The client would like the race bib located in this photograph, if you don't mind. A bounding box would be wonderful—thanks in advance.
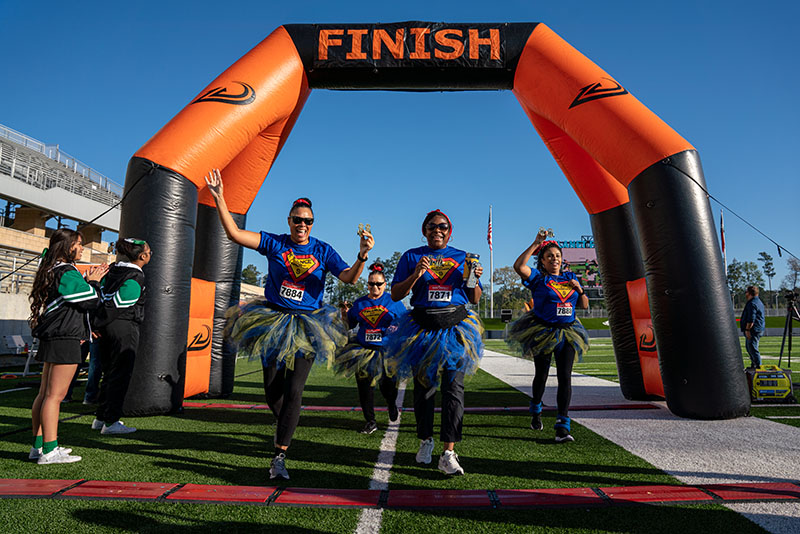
[279,280,305,302]
[556,303,573,317]
[428,285,452,303]
[364,329,382,343]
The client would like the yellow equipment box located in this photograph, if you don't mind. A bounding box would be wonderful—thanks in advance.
[746,365,794,402]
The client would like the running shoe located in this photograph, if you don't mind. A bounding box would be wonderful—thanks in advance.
[530,412,544,431]
[37,447,81,465]
[388,403,399,422]
[415,437,434,464]
[555,427,575,443]
[269,453,290,480]
[29,446,72,460]
[91,418,104,430]
[360,421,378,434]
[101,421,137,434]
[437,450,465,476]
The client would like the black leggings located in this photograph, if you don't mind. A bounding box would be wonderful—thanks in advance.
[530,343,576,417]
[356,376,398,423]
[262,357,313,448]
[96,321,139,425]
[413,370,465,443]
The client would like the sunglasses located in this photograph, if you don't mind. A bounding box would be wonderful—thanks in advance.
[291,216,314,225]
[368,282,385,287]
[426,222,450,231]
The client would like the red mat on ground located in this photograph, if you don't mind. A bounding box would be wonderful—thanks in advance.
[274,488,382,507]
[167,483,277,503]
[496,487,606,507]
[0,479,82,496]
[62,480,178,500]
[700,482,800,501]
[386,489,491,508]
[600,485,713,503]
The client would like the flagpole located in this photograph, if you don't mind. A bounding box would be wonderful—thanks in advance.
[490,205,494,319]
[720,209,727,277]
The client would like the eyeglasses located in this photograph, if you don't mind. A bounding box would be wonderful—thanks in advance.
[368,282,385,287]
[426,222,450,231]
[291,216,314,225]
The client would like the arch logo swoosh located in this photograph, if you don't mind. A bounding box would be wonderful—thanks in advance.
[569,77,628,109]
[192,81,256,106]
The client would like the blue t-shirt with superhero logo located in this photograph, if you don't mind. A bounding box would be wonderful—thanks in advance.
[391,245,480,309]
[523,270,581,323]
[346,292,407,348]
[258,232,349,311]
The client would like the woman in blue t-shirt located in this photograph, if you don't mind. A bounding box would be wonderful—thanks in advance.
[385,209,484,476]
[335,262,406,435]
[509,232,589,443]
[205,168,373,480]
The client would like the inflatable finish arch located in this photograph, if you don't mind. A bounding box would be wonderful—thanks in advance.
[121,22,749,419]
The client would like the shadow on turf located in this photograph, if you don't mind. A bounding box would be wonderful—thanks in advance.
[382,505,767,534]
[71,508,335,533]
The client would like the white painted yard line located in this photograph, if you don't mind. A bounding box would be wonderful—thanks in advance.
[766,416,800,419]
[0,387,31,394]
[354,381,407,534]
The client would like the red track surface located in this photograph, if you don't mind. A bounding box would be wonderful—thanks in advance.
[1,479,797,508]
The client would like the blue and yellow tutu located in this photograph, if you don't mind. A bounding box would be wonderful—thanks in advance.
[333,342,389,385]
[225,299,348,370]
[383,308,484,389]
[507,311,589,361]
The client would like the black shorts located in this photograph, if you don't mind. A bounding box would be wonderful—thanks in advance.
[35,339,84,365]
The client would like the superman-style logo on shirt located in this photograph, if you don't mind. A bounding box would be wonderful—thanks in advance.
[427,257,459,283]
[547,280,576,302]
[283,250,320,282]
[359,305,388,328]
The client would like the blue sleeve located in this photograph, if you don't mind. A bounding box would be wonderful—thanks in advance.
[324,245,348,278]
[392,252,413,287]
[391,300,407,317]
[743,302,754,324]
[522,271,542,289]
[346,306,358,329]
[257,232,280,257]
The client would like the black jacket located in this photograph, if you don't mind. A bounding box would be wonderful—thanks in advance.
[32,263,101,341]
[93,262,147,328]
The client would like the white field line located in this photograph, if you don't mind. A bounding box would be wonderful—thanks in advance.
[0,387,31,394]
[354,381,407,534]
[765,416,800,419]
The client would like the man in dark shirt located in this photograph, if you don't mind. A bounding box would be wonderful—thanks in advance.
[741,286,766,368]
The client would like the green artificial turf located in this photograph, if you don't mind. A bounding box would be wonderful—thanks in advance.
[381,504,768,534]
[0,499,360,534]
[0,349,780,532]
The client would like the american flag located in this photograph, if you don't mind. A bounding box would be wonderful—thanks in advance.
[487,208,493,251]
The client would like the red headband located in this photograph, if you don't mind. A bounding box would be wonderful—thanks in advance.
[370,264,383,272]
[533,240,558,255]
[293,198,311,207]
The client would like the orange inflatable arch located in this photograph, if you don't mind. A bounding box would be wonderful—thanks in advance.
[120,22,749,420]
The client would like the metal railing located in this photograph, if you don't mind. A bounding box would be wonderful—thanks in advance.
[0,123,123,207]
[0,247,40,294]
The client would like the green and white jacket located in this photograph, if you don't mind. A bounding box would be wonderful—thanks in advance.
[32,262,100,341]
[93,262,146,328]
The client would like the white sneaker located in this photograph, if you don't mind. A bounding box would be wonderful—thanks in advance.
[269,453,290,480]
[29,446,72,460]
[101,421,137,434]
[415,437,435,464]
[91,419,104,430]
[37,447,81,465]
[438,450,465,476]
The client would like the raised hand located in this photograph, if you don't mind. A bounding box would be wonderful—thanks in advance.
[359,230,374,256]
[204,168,224,201]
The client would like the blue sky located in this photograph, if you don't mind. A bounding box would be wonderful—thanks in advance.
[1,0,797,287]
